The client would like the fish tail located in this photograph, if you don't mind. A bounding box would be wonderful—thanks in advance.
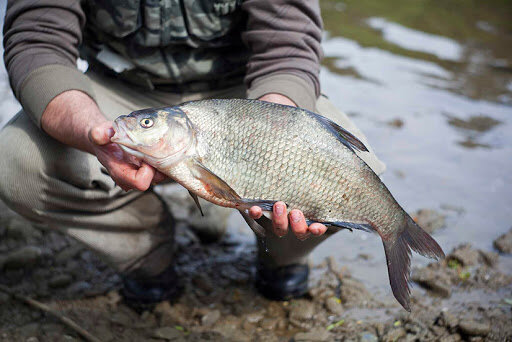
[382,215,445,311]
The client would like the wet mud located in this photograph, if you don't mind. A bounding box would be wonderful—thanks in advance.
[1,201,511,341]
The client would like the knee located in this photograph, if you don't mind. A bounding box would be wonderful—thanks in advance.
[0,118,47,220]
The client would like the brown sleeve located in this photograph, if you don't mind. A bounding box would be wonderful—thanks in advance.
[241,0,323,111]
[3,0,96,127]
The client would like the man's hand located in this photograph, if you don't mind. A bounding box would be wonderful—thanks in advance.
[88,122,167,191]
[41,90,166,192]
[252,93,327,239]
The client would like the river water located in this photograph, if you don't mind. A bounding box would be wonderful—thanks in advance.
[1,1,511,300]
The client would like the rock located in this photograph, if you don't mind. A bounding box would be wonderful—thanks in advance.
[294,328,331,342]
[25,337,39,342]
[478,250,498,266]
[494,229,512,254]
[3,246,42,269]
[439,334,462,342]
[412,268,452,297]
[54,244,84,265]
[458,320,490,336]
[245,310,265,324]
[438,311,459,331]
[259,318,279,330]
[154,302,190,326]
[201,310,221,327]
[152,327,183,340]
[289,299,315,328]
[48,274,73,288]
[448,245,480,266]
[412,209,445,234]
[359,332,378,342]
[383,328,406,342]
[325,297,343,316]
[340,278,372,305]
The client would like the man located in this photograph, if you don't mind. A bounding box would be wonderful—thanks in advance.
[0,0,385,306]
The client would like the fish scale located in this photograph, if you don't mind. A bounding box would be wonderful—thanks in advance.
[112,98,445,311]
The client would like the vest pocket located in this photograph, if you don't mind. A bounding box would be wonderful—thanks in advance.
[89,0,142,38]
[182,0,241,42]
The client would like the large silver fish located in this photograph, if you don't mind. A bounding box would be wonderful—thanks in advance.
[111,99,444,311]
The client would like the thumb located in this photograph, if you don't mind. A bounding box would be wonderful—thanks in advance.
[89,122,114,146]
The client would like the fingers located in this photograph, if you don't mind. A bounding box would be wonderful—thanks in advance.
[309,222,327,236]
[152,171,168,184]
[89,121,114,146]
[272,201,288,237]
[249,206,262,219]
[289,209,309,240]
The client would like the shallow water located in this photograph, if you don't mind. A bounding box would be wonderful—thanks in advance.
[1,0,511,302]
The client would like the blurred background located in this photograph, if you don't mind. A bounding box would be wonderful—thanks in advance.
[1,1,511,341]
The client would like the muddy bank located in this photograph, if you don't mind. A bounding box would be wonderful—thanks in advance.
[1,202,511,342]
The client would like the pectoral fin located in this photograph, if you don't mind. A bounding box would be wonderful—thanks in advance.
[186,158,280,212]
[188,190,204,216]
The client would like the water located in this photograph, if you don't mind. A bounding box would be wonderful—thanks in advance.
[1,0,511,298]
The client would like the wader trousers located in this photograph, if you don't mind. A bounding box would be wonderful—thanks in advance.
[0,71,385,277]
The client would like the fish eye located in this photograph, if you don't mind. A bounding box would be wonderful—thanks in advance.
[140,118,154,128]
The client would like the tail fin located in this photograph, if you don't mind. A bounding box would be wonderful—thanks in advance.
[382,216,445,311]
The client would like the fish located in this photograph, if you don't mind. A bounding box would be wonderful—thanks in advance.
[111,98,445,311]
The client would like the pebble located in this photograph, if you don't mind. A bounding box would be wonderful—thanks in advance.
[359,332,378,342]
[48,274,73,288]
[151,327,183,340]
[383,328,406,342]
[245,310,265,324]
[259,317,279,330]
[201,310,221,326]
[0,292,10,304]
[325,297,344,316]
[458,320,490,336]
[294,328,331,342]
[3,246,42,269]
[493,228,512,254]
[412,269,451,297]
[449,245,480,266]
[413,209,445,234]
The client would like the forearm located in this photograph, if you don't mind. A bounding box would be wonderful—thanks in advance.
[241,0,323,111]
[41,90,107,154]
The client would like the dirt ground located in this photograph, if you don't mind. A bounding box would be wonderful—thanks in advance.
[0,197,511,342]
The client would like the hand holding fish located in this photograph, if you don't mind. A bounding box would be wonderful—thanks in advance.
[88,121,167,192]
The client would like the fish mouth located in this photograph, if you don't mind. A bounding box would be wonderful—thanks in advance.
[111,120,136,148]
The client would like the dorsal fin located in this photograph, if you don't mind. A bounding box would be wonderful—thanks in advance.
[308,112,369,152]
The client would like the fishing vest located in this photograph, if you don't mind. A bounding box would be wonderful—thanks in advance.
[81,0,249,91]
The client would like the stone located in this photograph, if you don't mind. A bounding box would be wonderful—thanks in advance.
[325,297,343,316]
[412,268,452,297]
[383,328,406,342]
[201,310,221,327]
[493,228,512,254]
[259,318,279,330]
[155,302,190,326]
[245,309,265,324]
[48,274,73,288]
[359,332,378,342]
[458,320,490,336]
[289,299,315,329]
[412,209,445,234]
[3,246,42,269]
[294,328,331,342]
[448,245,480,266]
[152,327,183,340]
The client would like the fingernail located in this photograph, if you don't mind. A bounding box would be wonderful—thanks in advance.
[275,203,284,216]
[291,211,301,222]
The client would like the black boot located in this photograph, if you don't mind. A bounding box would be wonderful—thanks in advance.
[255,263,309,301]
[121,264,183,311]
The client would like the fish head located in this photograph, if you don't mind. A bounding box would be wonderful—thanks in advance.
[111,107,195,163]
